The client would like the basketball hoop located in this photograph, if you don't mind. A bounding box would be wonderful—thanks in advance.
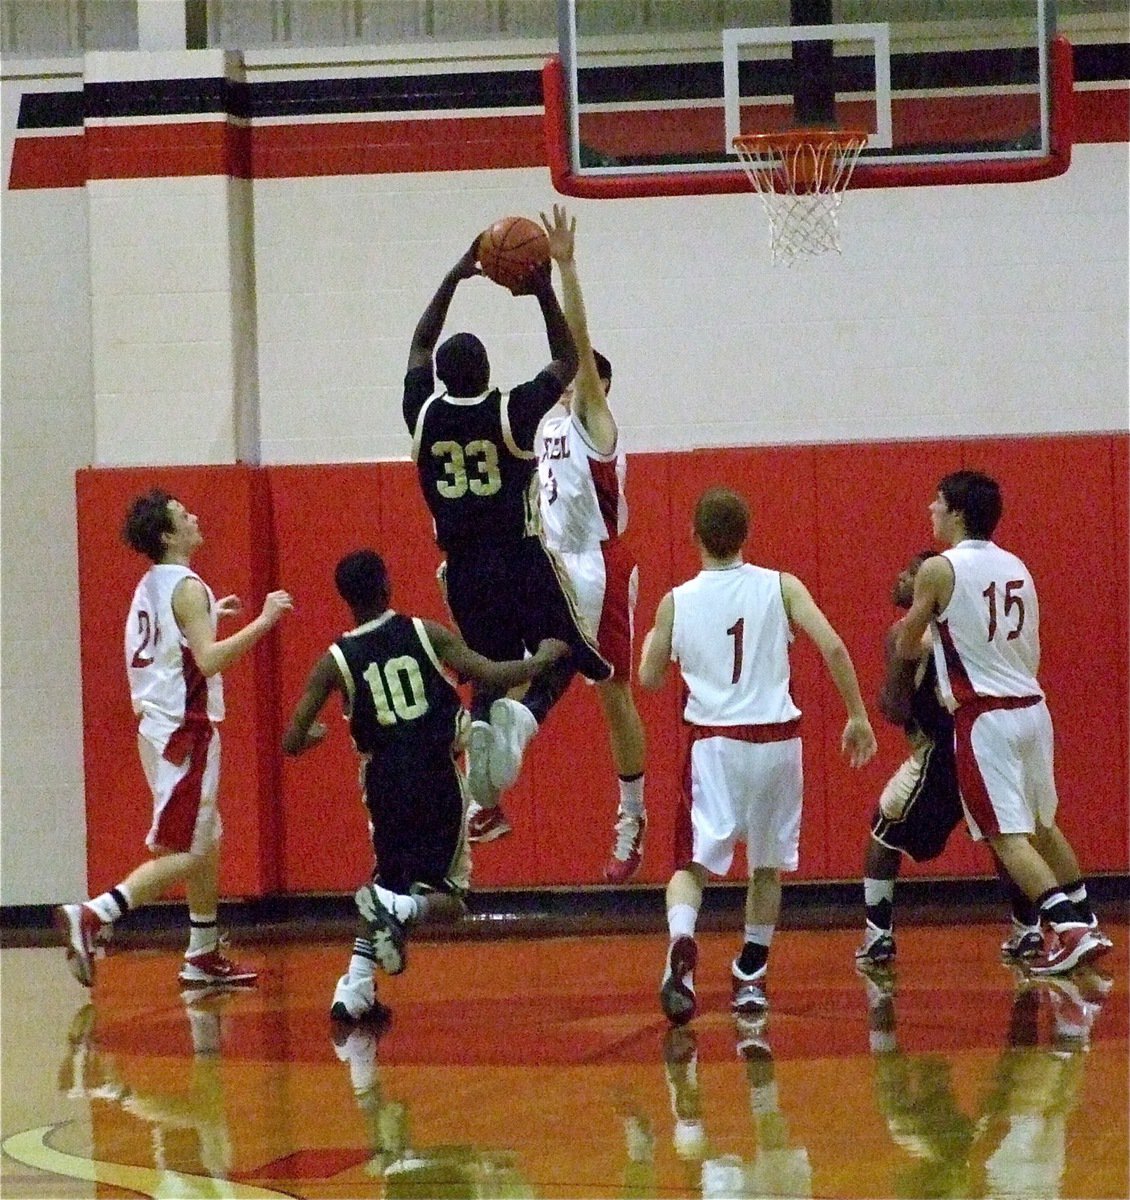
[733,129,868,265]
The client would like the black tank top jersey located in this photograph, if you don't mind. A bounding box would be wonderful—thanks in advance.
[412,389,542,552]
[911,656,953,741]
[333,614,463,759]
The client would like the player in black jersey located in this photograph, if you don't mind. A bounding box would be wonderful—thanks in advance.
[402,210,610,845]
[282,549,567,1022]
[856,551,1041,969]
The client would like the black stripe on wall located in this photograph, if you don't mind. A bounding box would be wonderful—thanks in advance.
[17,90,83,129]
[14,43,1128,131]
[250,69,544,117]
[83,77,252,119]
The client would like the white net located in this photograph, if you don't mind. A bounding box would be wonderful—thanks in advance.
[733,132,867,266]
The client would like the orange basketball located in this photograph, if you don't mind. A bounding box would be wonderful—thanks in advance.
[477,216,550,292]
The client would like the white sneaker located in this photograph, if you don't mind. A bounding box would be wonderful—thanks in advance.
[673,1119,708,1161]
[331,973,376,1021]
[466,720,498,807]
[488,698,537,790]
[354,885,408,975]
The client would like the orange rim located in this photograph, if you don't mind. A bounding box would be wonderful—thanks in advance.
[733,129,868,154]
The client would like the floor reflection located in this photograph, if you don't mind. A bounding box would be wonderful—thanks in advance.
[1,925,1124,1200]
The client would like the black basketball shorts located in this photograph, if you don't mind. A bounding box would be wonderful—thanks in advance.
[869,734,963,863]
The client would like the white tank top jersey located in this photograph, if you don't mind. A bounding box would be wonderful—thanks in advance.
[932,539,1043,709]
[538,408,627,553]
[125,564,224,733]
[671,563,801,726]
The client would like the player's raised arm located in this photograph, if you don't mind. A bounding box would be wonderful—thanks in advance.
[542,204,616,454]
[519,236,577,387]
[174,578,292,678]
[406,238,480,372]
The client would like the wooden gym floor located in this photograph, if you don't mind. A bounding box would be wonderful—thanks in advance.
[1,916,1126,1200]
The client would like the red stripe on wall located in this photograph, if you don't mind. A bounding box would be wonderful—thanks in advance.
[1076,87,1130,141]
[85,121,251,181]
[248,114,545,178]
[8,134,86,189]
[7,86,1124,189]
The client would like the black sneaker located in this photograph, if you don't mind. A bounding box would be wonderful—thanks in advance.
[855,924,896,967]
[1000,923,1044,963]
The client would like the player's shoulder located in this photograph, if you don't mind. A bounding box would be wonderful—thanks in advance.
[513,368,564,403]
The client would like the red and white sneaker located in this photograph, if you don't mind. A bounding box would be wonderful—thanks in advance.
[1087,915,1114,956]
[1027,925,1102,976]
[466,802,512,843]
[660,936,698,1026]
[54,903,105,987]
[178,942,258,988]
[604,811,646,884]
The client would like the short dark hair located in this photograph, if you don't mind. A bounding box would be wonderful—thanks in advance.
[694,486,749,560]
[335,550,391,616]
[436,332,489,397]
[937,470,1003,539]
[123,489,176,562]
[592,349,611,385]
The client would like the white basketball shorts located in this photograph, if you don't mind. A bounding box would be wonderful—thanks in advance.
[138,720,222,856]
[955,697,1058,840]
[556,539,638,681]
[684,733,803,874]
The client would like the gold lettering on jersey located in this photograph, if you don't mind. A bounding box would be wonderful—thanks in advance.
[540,434,571,461]
[431,440,502,499]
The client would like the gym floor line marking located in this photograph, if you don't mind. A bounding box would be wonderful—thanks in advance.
[1,1124,295,1200]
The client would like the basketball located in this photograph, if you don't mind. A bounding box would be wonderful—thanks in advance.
[476,216,550,292]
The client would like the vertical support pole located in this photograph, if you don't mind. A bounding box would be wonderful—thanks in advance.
[791,0,835,127]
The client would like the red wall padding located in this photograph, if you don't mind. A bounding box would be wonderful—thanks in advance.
[75,434,1129,896]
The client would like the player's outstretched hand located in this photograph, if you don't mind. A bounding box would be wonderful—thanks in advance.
[540,203,575,263]
[215,594,243,620]
[511,258,552,296]
[533,637,571,665]
[842,716,877,768]
[452,237,482,281]
[261,589,294,628]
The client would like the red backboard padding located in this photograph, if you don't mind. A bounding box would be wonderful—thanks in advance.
[75,433,1129,898]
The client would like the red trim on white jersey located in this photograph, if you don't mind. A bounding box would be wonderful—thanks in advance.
[538,409,627,553]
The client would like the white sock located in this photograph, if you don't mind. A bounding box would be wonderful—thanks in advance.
[744,923,774,948]
[864,878,895,906]
[87,886,131,924]
[667,903,697,941]
[618,774,645,818]
[373,884,419,925]
[348,942,377,984]
[188,912,218,956]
